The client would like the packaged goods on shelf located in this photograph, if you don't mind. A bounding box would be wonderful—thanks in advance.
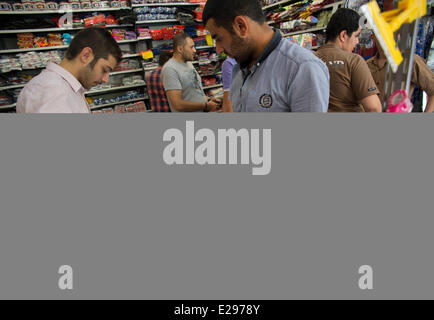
[0,58,22,73]
[17,33,34,49]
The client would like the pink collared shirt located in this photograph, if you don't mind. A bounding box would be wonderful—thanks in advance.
[17,62,90,113]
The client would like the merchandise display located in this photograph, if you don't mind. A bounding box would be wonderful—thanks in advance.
[0,1,218,112]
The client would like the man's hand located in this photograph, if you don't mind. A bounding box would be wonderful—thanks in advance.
[206,98,222,112]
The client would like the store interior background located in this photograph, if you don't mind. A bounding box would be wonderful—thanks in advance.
[0,0,433,113]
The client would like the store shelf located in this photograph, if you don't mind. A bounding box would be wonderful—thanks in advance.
[266,1,344,24]
[110,68,143,76]
[90,97,148,110]
[85,83,146,95]
[122,53,140,59]
[199,71,222,77]
[196,45,215,50]
[144,66,158,72]
[0,45,68,54]
[132,2,205,7]
[262,0,294,11]
[317,1,344,11]
[136,19,179,25]
[0,103,16,110]
[283,26,326,37]
[117,39,139,44]
[0,24,134,34]
[0,8,130,15]
[0,83,26,90]
[203,84,223,90]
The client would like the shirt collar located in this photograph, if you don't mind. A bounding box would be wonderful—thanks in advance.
[240,30,282,71]
[46,62,84,94]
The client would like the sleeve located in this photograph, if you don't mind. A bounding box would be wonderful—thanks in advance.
[222,59,233,92]
[288,59,330,112]
[352,55,379,101]
[411,54,434,96]
[162,65,182,92]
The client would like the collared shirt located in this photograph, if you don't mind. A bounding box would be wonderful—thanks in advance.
[367,53,434,104]
[315,43,379,112]
[146,66,171,112]
[230,31,329,112]
[17,62,90,113]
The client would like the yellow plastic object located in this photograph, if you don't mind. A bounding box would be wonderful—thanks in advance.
[205,34,213,46]
[140,50,154,60]
[360,0,426,73]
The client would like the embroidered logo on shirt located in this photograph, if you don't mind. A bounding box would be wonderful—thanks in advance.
[259,94,273,108]
[368,87,377,92]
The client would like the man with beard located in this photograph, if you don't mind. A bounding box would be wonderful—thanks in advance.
[203,0,329,112]
[17,27,122,113]
[161,32,221,112]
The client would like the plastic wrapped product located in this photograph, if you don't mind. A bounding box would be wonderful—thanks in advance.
[46,2,58,9]
[135,102,146,112]
[100,1,110,8]
[0,2,12,11]
[125,104,137,113]
[114,105,126,113]
[102,108,114,113]
[81,1,91,8]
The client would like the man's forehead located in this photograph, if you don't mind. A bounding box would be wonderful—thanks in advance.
[99,55,117,68]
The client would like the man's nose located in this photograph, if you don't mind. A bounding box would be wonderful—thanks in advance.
[102,73,110,83]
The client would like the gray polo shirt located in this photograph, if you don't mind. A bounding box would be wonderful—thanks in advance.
[230,32,330,112]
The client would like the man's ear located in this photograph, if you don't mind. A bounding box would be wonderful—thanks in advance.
[338,30,348,43]
[79,47,94,65]
[233,16,249,37]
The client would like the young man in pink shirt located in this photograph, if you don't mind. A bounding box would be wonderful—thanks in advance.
[17,27,122,113]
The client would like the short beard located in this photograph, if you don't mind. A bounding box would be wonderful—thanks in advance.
[182,52,194,62]
[230,34,255,68]
[77,64,94,90]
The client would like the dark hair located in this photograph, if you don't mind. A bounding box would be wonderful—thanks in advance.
[173,32,192,51]
[203,0,265,32]
[158,50,173,66]
[326,8,361,42]
[65,27,122,67]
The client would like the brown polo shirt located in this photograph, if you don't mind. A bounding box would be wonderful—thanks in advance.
[316,43,379,112]
[367,54,434,104]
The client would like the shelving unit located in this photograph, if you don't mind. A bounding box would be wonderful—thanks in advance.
[0,103,16,110]
[0,1,219,113]
[203,84,223,91]
[110,68,144,76]
[133,2,205,7]
[264,0,344,50]
[262,0,294,11]
[85,83,146,96]
[0,8,129,15]
[90,97,149,110]
[0,25,134,34]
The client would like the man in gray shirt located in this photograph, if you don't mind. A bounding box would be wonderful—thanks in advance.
[203,0,330,112]
[162,33,221,112]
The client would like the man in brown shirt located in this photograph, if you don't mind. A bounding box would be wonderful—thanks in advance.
[315,8,382,112]
[367,39,434,112]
